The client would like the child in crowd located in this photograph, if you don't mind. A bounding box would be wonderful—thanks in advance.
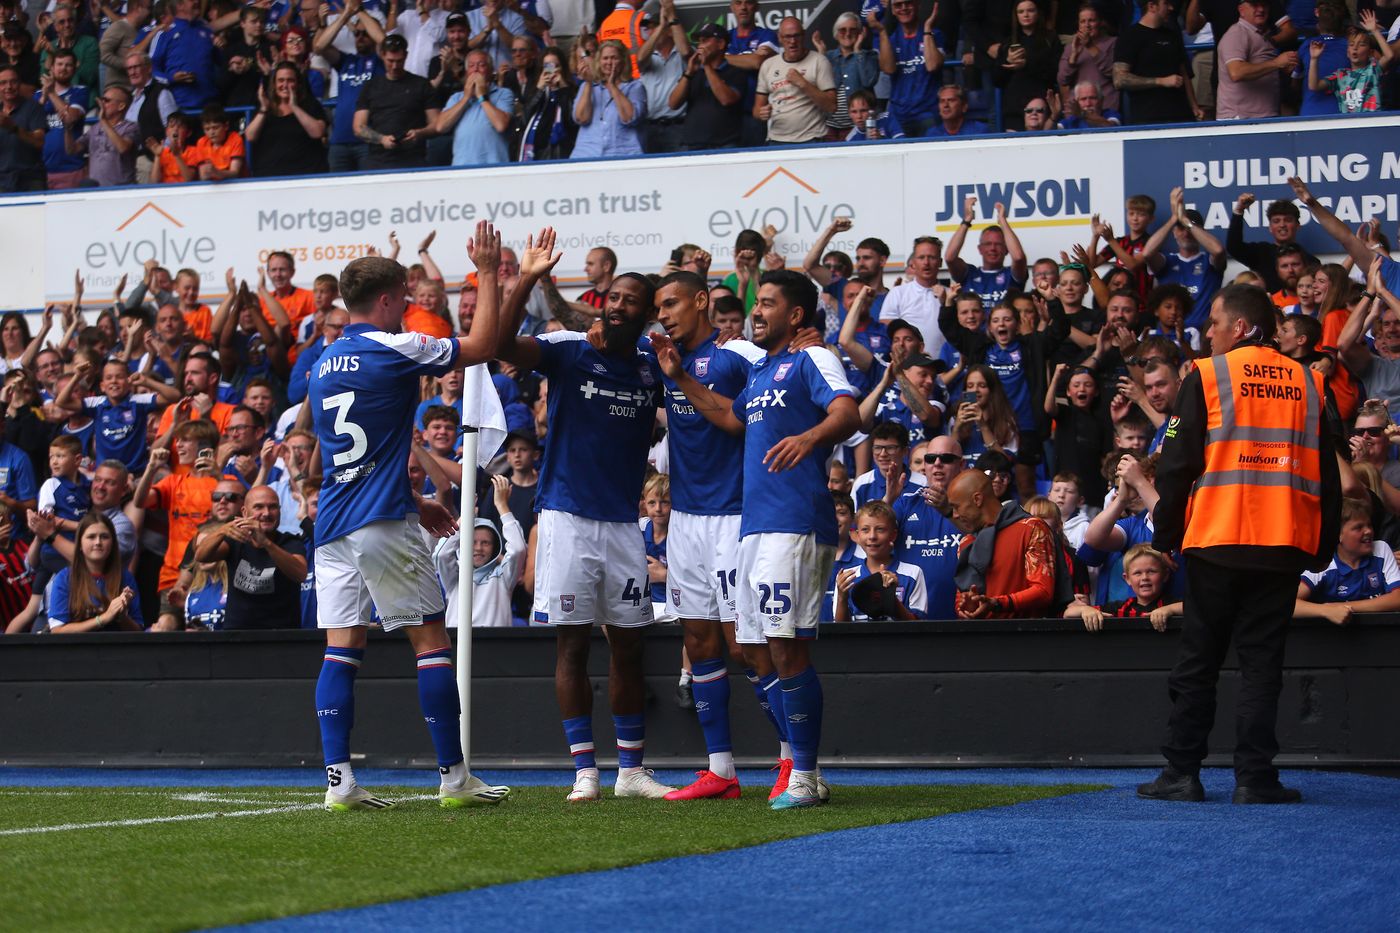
[641,473,673,624]
[54,357,176,473]
[1064,543,1181,632]
[1023,495,1091,601]
[1307,10,1393,114]
[5,435,92,633]
[1096,194,1156,300]
[175,268,213,343]
[189,105,246,181]
[149,112,197,184]
[845,89,904,141]
[711,296,746,342]
[1046,362,1111,505]
[824,492,862,622]
[1142,283,1201,354]
[434,476,527,629]
[938,292,982,401]
[1080,452,1173,606]
[1047,472,1091,550]
[184,525,230,631]
[833,500,927,621]
[1296,498,1400,623]
[1278,313,1325,365]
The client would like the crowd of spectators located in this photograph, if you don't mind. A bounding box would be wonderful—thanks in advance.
[2,0,1398,190]
[3,160,1400,633]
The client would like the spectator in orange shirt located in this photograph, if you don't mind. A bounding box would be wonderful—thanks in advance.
[404,278,453,338]
[155,350,237,440]
[948,469,1063,619]
[188,105,246,181]
[259,250,315,332]
[174,267,213,341]
[132,418,222,624]
[148,112,197,183]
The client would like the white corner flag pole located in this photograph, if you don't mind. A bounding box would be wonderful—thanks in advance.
[455,422,479,766]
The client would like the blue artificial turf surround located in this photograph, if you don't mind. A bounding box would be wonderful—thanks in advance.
[6,768,1398,930]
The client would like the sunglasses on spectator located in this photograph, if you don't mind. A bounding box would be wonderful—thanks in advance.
[211,492,244,503]
[926,453,961,464]
[1353,426,1387,437]
[1023,107,1048,115]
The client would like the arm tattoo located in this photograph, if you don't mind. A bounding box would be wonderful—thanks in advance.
[539,276,597,331]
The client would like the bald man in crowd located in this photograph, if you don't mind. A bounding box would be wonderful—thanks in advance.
[947,470,1061,619]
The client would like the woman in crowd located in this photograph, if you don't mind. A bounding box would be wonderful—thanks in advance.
[994,0,1061,131]
[278,26,329,99]
[246,63,329,178]
[571,39,646,159]
[47,513,143,633]
[951,364,1020,468]
[1056,3,1116,121]
[517,46,577,161]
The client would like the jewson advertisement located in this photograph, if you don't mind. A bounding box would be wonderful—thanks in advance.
[6,113,1396,310]
[1121,115,1400,256]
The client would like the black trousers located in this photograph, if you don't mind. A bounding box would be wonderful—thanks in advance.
[1162,557,1297,786]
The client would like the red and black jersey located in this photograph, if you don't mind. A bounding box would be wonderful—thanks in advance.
[0,538,33,623]
[578,288,607,309]
[1103,595,1169,618]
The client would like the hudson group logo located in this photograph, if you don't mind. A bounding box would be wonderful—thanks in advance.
[707,165,855,239]
[83,201,217,271]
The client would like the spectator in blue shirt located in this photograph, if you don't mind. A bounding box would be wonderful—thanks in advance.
[875,0,943,137]
[1056,81,1121,128]
[35,51,88,189]
[288,308,348,405]
[925,84,988,137]
[844,88,903,140]
[314,0,385,173]
[437,49,515,165]
[570,39,645,158]
[46,512,144,633]
[151,0,218,111]
[1296,498,1400,624]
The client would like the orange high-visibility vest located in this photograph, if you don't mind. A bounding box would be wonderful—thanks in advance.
[596,4,645,78]
[1181,345,1325,554]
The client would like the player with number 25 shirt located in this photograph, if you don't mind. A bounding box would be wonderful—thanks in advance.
[307,223,509,813]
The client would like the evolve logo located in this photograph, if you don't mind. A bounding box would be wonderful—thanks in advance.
[83,201,218,270]
[707,165,855,239]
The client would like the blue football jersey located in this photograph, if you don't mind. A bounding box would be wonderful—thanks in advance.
[309,323,460,545]
[731,347,855,543]
[984,340,1035,431]
[836,559,928,620]
[1301,541,1400,602]
[959,266,1025,307]
[892,490,963,619]
[534,331,662,524]
[663,331,764,515]
[1158,251,1223,331]
[85,393,159,472]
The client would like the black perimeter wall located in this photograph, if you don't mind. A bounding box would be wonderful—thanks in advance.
[4,619,1399,768]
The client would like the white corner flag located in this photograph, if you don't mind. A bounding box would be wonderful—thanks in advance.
[455,362,508,765]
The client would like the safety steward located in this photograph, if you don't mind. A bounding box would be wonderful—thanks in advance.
[1141,283,1342,805]
[596,0,646,78]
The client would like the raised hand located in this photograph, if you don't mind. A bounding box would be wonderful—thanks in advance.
[962,193,976,224]
[466,220,502,273]
[519,227,562,277]
[649,332,683,379]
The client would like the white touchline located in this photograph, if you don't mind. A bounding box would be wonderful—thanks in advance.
[0,794,438,836]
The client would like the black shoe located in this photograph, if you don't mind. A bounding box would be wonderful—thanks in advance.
[1137,768,1206,802]
[675,679,694,711]
[1232,784,1302,805]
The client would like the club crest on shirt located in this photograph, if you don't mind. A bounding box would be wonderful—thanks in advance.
[774,362,792,382]
[1368,572,1381,590]
[639,364,655,386]
[122,410,135,423]
[0,467,9,487]
[560,594,575,613]
[694,357,710,379]
[671,588,681,607]
[1009,349,1022,363]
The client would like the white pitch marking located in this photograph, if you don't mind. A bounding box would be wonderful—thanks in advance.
[0,794,437,836]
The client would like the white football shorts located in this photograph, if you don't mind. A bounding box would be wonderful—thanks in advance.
[532,509,654,628]
[665,510,741,623]
[735,532,834,645]
[316,514,446,632]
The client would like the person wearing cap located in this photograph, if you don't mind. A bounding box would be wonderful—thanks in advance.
[674,22,744,150]
[1137,185,1228,334]
[859,347,947,447]
[0,24,40,92]
[1216,0,1296,119]
[466,0,526,71]
[428,12,470,105]
[353,33,439,169]
[636,0,689,154]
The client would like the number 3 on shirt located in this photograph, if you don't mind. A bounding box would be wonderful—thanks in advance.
[321,391,368,467]
[758,582,792,615]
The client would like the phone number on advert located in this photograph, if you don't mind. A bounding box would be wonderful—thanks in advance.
[256,245,379,263]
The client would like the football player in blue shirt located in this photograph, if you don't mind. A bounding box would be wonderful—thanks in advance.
[308,222,509,813]
[496,228,676,804]
[653,269,860,809]
[944,198,1029,307]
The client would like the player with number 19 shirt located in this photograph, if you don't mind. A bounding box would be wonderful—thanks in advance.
[654,270,860,810]
[306,224,508,813]
[497,227,676,804]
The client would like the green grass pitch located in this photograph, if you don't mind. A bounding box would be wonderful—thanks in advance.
[0,782,1103,931]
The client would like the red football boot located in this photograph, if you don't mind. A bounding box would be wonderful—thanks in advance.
[768,758,794,801]
[664,770,741,800]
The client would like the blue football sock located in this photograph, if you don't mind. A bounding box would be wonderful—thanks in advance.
[316,647,362,768]
[780,666,823,773]
[761,672,789,745]
[415,647,463,769]
[691,657,732,755]
[563,716,596,771]
[613,713,645,769]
